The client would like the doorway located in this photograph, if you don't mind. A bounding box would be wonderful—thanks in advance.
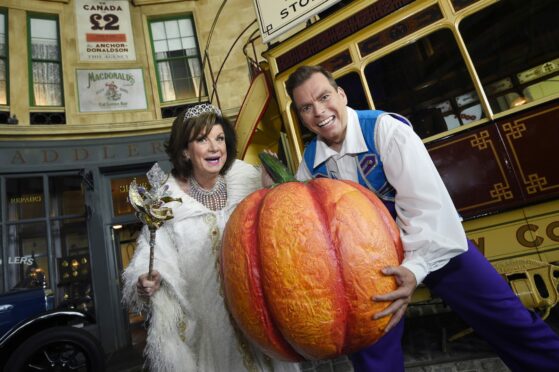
[104,168,151,353]
[112,222,146,352]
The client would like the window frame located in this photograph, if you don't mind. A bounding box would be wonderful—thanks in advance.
[0,8,9,107]
[0,172,89,304]
[147,14,207,104]
[27,12,64,108]
[457,0,559,117]
[361,26,487,139]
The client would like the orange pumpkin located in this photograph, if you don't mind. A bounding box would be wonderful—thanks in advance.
[221,178,403,361]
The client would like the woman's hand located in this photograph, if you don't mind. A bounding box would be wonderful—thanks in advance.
[136,270,162,298]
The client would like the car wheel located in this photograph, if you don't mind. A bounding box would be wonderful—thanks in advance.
[4,325,105,372]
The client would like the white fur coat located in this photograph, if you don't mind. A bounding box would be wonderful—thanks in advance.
[122,160,300,372]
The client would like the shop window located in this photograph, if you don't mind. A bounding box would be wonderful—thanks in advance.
[49,176,85,217]
[5,223,49,291]
[1,174,93,315]
[53,218,92,313]
[111,175,148,217]
[365,29,483,139]
[7,177,45,221]
[460,0,559,114]
[0,10,7,105]
[0,228,2,291]
[0,191,2,288]
[28,14,63,107]
[149,15,206,103]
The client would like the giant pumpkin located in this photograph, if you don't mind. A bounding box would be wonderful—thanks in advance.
[221,173,403,362]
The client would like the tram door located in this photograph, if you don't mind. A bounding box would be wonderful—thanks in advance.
[108,174,149,351]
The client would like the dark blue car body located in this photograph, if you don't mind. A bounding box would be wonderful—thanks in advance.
[0,288,51,336]
[0,288,105,371]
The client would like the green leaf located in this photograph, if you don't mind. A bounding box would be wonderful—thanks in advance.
[259,152,297,184]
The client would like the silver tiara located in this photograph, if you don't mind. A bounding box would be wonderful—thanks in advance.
[183,103,222,122]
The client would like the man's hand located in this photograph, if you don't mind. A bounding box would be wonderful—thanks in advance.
[372,266,417,333]
[136,270,162,298]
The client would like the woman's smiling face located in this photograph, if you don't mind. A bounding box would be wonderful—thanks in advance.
[184,124,227,181]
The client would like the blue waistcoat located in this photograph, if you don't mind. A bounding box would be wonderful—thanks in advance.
[302,110,411,217]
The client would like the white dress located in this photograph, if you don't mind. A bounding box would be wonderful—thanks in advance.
[122,160,301,372]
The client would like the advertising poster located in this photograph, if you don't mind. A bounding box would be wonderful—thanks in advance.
[77,69,147,112]
[75,0,136,61]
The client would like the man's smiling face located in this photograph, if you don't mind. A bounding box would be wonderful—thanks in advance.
[292,72,349,151]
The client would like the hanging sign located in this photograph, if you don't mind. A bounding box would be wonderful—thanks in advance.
[252,0,341,43]
[76,69,147,112]
[75,0,136,61]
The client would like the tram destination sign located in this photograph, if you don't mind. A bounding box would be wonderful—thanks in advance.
[253,0,342,43]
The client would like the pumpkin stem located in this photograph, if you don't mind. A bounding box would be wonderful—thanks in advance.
[259,152,297,184]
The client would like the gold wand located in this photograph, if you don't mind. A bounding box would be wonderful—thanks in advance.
[128,163,181,280]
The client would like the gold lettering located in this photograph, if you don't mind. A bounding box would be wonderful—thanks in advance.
[151,141,163,154]
[42,150,59,163]
[128,144,139,157]
[546,221,559,242]
[119,182,146,194]
[74,148,89,161]
[516,224,543,247]
[9,194,42,204]
[11,151,26,164]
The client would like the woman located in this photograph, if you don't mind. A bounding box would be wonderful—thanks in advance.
[122,104,299,372]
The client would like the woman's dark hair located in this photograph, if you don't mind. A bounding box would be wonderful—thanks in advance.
[285,65,338,101]
[164,109,237,180]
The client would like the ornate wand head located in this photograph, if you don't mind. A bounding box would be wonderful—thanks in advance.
[128,163,182,229]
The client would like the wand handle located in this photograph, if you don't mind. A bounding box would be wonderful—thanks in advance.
[147,227,156,280]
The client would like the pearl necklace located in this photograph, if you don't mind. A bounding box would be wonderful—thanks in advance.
[188,176,227,211]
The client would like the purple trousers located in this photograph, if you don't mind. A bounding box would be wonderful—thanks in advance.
[350,241,559,371]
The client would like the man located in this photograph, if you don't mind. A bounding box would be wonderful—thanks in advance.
[286,65,559,372]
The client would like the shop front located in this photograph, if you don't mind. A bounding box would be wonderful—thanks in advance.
[0,132,170,354]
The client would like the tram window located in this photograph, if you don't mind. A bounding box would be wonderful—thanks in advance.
[365,29,482,139]
[335,72,368,110]
[429,100,459,130]
[460,0,559,114]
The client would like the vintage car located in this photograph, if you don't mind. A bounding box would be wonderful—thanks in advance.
[0,287,105,371]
